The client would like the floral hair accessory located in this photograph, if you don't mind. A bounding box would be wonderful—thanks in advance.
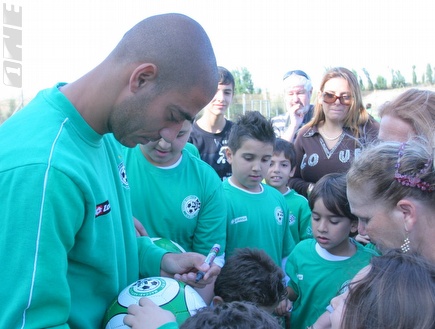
[394,143,435,192]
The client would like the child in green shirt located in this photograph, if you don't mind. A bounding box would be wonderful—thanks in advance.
[282,173,377,329]
[265,138,312,244]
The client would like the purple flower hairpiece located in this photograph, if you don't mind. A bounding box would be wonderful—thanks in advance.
[394,143,435,192]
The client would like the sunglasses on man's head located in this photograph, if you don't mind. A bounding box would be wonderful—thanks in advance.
[283,70,310,81]
[322,92,352,105]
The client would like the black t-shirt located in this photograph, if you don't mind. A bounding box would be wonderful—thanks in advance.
[188,120,233,180]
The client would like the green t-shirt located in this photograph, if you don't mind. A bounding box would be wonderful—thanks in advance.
[183,142,200,158]
[283,188,312,244]
[286,238,377,329]
[223,179,295,266]
[124,146,226,257]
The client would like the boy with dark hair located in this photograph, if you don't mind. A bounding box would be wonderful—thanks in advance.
[124,248,288,329]
[223,111,295,268]
[213,248,287,312]
[282,173,377,329]
[265,138,312,244]
[189,66,235,180]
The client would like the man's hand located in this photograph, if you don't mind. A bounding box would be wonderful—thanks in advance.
[160,252,221,288]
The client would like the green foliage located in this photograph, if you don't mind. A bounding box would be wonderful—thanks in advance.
[426,63,433,84]
[362,68,374,91]
[359,77,365,91]
[391,70,407,88]
[231,67,255,94]
[374,75,388,90]
[352,69,365,91]
[412,65,417,85]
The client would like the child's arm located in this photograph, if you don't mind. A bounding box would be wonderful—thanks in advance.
[124,298,177,329]
[275,286,297,316]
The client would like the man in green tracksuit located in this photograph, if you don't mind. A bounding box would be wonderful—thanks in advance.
[0,13,218,329]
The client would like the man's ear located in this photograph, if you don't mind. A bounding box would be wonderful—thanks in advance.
[129,63,157,93]
[396,199,417,231]
[212,295,224,306]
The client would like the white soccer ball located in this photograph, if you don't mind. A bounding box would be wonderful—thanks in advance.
[103,277,206,328]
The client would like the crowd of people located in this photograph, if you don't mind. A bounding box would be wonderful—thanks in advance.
[1,12,435,329]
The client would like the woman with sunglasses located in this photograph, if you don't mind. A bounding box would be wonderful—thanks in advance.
[288,67,379,197]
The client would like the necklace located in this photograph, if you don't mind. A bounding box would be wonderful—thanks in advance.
[319,128,343,141]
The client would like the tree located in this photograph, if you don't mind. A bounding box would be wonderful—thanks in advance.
[426,63,433,84]
[391,69,406,89]
[412,65,417,85]
[362,68,374,91]
[231,67,255,94]
[374,75,388,90]
[352,69,365,91]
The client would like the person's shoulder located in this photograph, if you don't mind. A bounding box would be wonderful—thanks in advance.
[183,142,200,157]
[222,119,234,133]
[264,184,286,198]
[292,238,315,253]
[185,150,220,177]
[366,115,380,129]
[353,239,380,257]
[298,123,314,135]
[190,121,208,136]
[287,189,308,202]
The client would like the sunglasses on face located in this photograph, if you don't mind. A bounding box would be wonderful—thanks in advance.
[283,70,310,81]
[322,92,352,105]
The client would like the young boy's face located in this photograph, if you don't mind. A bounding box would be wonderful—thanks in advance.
[205,83,234,116]
[311,198,358,256]
[265,151,295,193]
[226,139,273,192]
[139,120,192,167]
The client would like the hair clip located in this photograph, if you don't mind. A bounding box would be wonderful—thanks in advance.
[394,143,435,192]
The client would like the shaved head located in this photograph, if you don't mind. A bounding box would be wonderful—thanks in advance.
[110,13,218,100]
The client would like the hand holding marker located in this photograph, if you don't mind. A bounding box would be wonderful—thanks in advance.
[195,244,220,282]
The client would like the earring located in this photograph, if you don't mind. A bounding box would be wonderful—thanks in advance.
[401,235,411,253]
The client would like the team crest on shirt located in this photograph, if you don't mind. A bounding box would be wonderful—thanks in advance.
[275,207,284,225]
[118,162,129,188]
[182,195,201,219]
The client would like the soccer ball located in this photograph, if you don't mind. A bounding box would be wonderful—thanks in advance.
[103,277,206,328]
[150,237,186,253]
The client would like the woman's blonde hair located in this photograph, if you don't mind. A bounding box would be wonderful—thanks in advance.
[342,249,435,329]
[379,88,435,146]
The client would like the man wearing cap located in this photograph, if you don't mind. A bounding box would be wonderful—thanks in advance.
[271,70,313,142]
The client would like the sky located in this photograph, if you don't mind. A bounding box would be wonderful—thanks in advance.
[2,0,434,101]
